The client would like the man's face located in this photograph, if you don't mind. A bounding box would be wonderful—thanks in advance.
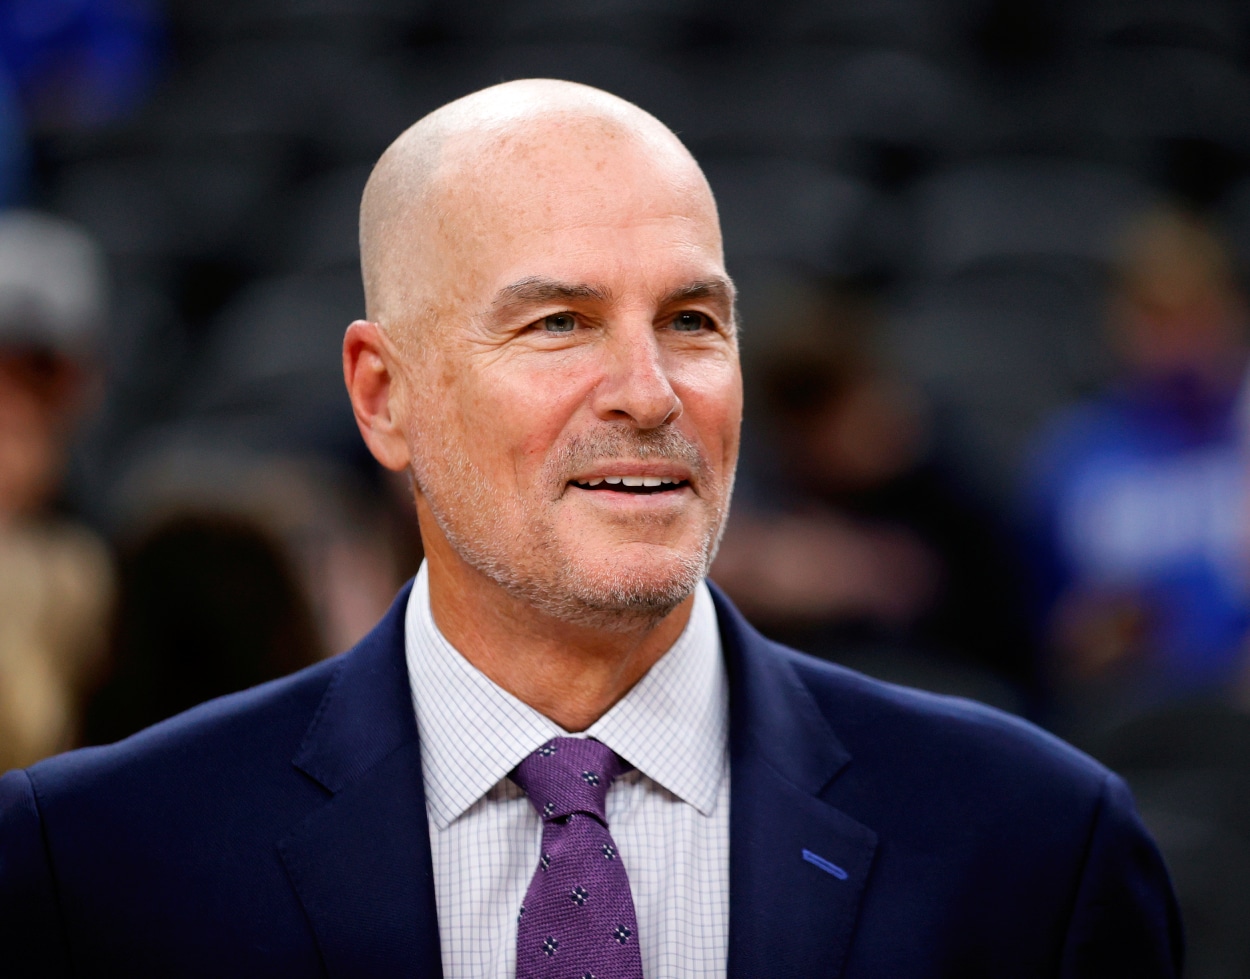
[402,127,742,625]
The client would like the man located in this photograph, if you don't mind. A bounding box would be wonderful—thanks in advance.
[0,80,1181,977]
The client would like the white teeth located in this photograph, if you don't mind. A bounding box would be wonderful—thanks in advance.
[577,474,683,488]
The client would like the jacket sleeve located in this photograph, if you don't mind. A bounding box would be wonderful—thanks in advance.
[1060,772,1184,978]
[0,768,73,977]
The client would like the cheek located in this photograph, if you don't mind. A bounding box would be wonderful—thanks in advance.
[674,360,743,457]
[453,359,589,475]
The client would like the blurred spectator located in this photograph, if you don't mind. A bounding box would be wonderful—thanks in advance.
[84,510,322,745]
[0,0,164,133]
[0,209,113,770]
[84,446,413,743]
[1022,206,1250,719]
[714,275,1036,702]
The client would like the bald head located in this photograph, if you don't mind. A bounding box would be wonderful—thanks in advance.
[358,79,720,335]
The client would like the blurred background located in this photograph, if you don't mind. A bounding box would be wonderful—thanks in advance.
[1,0,1249,972]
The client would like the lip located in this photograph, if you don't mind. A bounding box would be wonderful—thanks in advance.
[564,480,696,508]
[566,461,694,484]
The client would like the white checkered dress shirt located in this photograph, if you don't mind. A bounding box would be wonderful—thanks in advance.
[405,561,730,978]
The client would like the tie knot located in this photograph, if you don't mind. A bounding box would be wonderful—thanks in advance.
[512,738,628,823]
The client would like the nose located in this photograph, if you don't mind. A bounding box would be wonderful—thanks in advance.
[590,321,682,429]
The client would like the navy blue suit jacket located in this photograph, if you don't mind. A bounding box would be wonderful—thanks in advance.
[0,582,1182,977]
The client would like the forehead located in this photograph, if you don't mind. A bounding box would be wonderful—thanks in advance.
[431,119,723,283]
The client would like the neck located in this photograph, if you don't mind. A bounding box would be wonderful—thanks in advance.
[421,527,694,733]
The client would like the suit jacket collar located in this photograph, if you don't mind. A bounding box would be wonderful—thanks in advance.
[278,580,444,978]
[278,580,876,979]
[714,583,878,979]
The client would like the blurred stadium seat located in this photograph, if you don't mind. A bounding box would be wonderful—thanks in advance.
[681,45,852,163]
[434,0,704,45]
[1091,47,1250,176]
[888,266,1111,497]
[910,157,1156,276]
[1075,0,1247,57]
[52,149,288,266]
[1089,704,1250,978]
[184,268,364,458]
[166,0,441,49]
[251,162,370,274]
[772,0,955,54]
[702,156,875,278]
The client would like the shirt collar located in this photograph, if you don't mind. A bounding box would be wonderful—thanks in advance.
[405,562,728,830]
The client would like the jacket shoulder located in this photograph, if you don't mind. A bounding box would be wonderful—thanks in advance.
[26,654,341,800]
[26,577,416,801]
[781,641,1110,799]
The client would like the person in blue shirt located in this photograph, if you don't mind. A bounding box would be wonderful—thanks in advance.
[1023,207,1250,711]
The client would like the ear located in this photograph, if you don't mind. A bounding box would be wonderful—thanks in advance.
[343,320,412,472]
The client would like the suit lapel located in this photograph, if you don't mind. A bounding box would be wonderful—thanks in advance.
[278,583,443,978]
[713,586,878,979]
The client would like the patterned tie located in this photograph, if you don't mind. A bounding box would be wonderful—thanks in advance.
[511,737,644,979]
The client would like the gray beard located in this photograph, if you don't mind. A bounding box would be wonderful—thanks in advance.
[412,425,734,631]
[455,515,722,632]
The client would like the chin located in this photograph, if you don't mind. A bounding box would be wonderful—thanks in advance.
[551,540,713,625]
[428,480,728,629]
[482,538,713,632]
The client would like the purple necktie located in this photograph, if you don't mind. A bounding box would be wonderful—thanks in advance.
[511,737,644,979]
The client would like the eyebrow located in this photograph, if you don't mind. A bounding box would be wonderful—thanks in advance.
[492,277,613,311]
[491,275,736,313]
[659,277,736,310]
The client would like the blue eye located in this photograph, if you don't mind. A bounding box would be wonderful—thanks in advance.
[543,313,576,333]
[672,311,708,332]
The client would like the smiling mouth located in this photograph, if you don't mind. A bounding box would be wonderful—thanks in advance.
[570,476,689,495]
